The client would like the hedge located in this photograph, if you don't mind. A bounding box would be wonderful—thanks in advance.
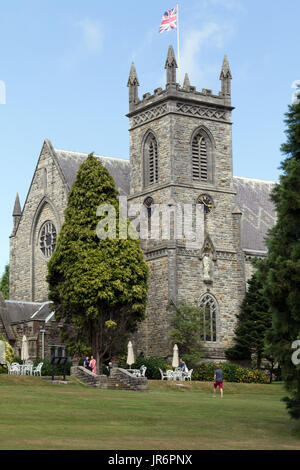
[192,362,268,384]
[118,356,168,380]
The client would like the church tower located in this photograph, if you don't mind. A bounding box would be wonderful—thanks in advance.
[127,46,245,360]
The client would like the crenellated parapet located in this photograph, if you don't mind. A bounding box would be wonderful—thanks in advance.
[127,46,233,130]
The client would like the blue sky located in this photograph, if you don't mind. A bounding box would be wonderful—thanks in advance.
[0,0,299,274]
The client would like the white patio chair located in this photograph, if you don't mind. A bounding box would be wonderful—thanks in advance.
[166,370,174,381]
[159,368,168,380]
[140,365,147,377]
[6,362,12,374]
[11,362,21,375]
[32,362,43,376]
[184,369,193,381]
[24,364,33,375]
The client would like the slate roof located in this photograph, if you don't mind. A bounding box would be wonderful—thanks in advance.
[54,148,131,196]
[5,301,53,324]
[52,145,276,253]
[233,176,276,252]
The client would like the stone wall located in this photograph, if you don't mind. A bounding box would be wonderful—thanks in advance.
[10,140,68,301]
[109,368,148,391]
[128,80,244,360]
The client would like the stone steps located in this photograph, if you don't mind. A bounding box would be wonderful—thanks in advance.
[71,366,148,392]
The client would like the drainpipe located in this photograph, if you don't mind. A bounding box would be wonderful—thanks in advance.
[40,328,46,360]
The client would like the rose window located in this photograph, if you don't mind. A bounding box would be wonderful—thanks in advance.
[40,221,57,258]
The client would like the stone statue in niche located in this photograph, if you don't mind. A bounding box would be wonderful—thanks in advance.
[202,251,213,283]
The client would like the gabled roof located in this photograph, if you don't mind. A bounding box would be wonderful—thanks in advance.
[5,300,53,324]
[53,148,131,196]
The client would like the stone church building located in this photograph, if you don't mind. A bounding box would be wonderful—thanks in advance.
[1,46,276,361]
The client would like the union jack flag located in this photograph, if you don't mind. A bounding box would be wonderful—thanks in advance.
[158,7,177,33]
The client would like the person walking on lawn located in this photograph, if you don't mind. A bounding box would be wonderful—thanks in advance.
[213,364,224,398]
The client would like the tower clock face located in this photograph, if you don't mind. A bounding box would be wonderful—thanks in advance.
[198,194,213,214]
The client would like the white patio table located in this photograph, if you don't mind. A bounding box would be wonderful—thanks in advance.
[19,364,33,375]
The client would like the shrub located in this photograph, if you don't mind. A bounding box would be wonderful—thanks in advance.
[129,357,168,380]
[0,335,14,374]
[192,362,268,384]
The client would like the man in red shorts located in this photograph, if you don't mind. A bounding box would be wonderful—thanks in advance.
[213,364,223,398]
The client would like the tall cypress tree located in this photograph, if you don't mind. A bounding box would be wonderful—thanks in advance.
[226,259,271,368]
[47,154,148,372]
[263,90,300,419]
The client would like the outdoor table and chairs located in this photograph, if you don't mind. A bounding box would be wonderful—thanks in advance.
[127,365,147,377]
[6,361,43,376]
[159,367,193,381]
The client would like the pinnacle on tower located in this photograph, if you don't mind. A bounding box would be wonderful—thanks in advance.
[127,62,140,108]
[182,73,191,90]
[165,45,177,86]
[127,62,139,87]
[13,193,21,216]
[219,54,232,102]
[219,55,232,80]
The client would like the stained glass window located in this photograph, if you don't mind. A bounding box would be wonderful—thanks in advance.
[40,221,57,258]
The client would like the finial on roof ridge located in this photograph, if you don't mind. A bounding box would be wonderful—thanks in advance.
[13,193,21,216]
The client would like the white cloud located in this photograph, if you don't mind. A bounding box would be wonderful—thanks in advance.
[75,18,104,54]
[201,0,245,13]
[180,23,224,85]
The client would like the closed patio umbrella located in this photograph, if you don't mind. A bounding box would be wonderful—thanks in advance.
[21,335,29,363]
[172,344,179,369]
[126,341,135,369]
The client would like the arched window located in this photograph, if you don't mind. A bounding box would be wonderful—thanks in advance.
[199,293,218,342]
[144,133,159,186]
[192,130,213,183]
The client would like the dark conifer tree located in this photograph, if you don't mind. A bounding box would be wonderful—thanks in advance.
[262,90,300,419]
[226,259,271,368]
[47,154,148,372]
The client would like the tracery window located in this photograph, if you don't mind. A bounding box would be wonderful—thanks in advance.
[40,221,57,258]
[199,293,218,342]
[144,133,159,186]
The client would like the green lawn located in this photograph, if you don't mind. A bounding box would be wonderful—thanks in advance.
[0,375,299,450]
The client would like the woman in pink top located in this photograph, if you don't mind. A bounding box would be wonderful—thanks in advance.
[89,355,96,374]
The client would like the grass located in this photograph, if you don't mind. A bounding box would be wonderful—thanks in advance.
[0,375,299,450]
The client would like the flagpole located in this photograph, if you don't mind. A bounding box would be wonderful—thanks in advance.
[177,4,180,85]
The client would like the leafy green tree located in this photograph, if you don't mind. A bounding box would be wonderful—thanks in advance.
[47,154,149,372]
[0,265,9,299]
[262,90,300,419]
[226,259,272,368]
[168,302,205,367]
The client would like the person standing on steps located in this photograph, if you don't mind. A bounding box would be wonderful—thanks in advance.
[89,355,96,374]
